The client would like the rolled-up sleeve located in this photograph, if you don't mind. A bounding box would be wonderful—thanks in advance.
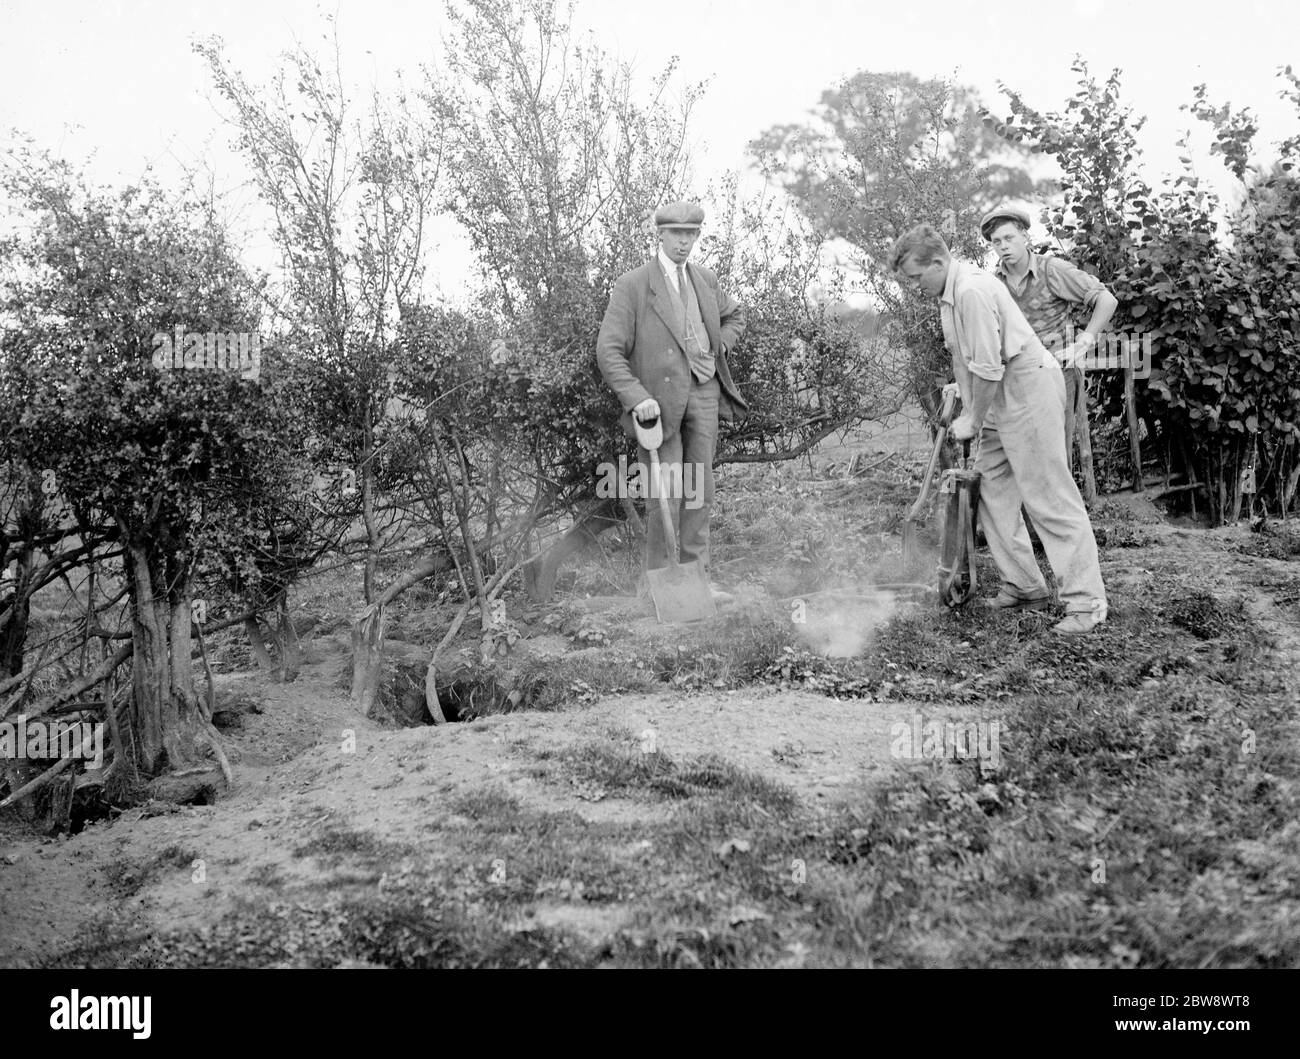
[1044,257,1107,309]
[954,286,1006,382]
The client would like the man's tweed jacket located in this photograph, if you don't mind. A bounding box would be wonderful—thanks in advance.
[596,258,748,440]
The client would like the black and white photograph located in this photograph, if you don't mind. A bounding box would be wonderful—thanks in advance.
[0,0,1296,1020]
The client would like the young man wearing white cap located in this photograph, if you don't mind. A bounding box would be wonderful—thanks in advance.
[596,201,748,592]
[980,206,1119,467]
[891,223,1108,635]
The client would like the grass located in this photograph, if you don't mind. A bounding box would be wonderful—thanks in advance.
[102,844,200,897]
[291,825,417,867]
[439,605,797,718]
[1162,587,1249,639]
[1236,519,1300,560]
[1090,496,1164,524]
[246,863,285,889]
[531,732,799,814]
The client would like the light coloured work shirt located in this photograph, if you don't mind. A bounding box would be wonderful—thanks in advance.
[940,259,1049,383]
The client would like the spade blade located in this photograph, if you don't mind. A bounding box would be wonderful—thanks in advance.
[645,559,716,623]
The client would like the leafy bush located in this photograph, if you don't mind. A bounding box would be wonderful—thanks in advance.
[990,60,1300,521]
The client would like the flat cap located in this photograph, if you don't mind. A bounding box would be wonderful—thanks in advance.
[980,206,1032,240]
[655,200,705,228]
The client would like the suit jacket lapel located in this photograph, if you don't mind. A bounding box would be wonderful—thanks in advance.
[688,263,721,351]
[648,259,688,354]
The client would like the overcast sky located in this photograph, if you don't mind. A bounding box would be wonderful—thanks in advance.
[3,0,1297,295]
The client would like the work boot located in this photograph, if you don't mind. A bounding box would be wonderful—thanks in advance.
[982,590,1052,612]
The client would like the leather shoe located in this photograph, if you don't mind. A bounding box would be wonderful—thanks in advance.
[982,591,1052,612]
[1052,608,1106,635]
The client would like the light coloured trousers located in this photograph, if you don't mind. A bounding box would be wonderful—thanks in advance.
[976,351,1107,614]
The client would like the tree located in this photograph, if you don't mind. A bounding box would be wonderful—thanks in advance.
[0,146,305,783]
[702,173,907,460]
[751,71,1047,415]
[196,24,448,711]
[753,71,1044,251]
[424,0,694,496]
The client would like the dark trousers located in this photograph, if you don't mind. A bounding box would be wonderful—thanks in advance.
[637,374,719,572]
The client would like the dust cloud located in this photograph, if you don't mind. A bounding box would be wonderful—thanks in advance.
[791,589,902,658]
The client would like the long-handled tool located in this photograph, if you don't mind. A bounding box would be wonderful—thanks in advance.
[936,439,981,607]
[901,388,958,570]
[632,414,716,624]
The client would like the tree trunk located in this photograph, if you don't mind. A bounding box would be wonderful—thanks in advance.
[0,552,31,678]
[1284,448,1300,515]
[1123,356,1143,492]
[1213,447,1227,525]
[124,542,214,779]
[1075,377,1097,505]
[1179,434,1201,521]
[244,616,276,674]
[350,602,386,715]
[349,399,388,714]
[1227,440,1245,524]
[0,475,38,677]
[275,591,302,682]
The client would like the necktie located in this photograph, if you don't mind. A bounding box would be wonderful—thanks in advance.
[676,265,689,334]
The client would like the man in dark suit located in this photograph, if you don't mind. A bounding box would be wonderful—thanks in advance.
[596,201,748,585]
